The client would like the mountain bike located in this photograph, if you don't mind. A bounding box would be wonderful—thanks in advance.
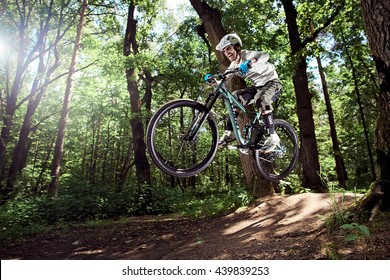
[146,69,299,181]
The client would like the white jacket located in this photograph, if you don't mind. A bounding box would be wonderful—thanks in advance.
[225,50,279,87]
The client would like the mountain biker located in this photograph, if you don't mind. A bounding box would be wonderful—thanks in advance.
[206,33,282,153]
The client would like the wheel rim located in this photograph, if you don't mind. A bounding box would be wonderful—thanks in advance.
[150,103,217,175]
[256,123,298,180]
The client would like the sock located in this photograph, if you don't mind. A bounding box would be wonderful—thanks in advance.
[262,112,275,134]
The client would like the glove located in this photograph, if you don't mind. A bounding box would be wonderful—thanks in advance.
[239,60,251,75]
[203,73,213,83]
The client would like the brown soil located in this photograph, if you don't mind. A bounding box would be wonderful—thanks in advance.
[1,193,389,260]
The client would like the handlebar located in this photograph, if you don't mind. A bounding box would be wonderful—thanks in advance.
[205,68,240,83]
[222,68,240,77]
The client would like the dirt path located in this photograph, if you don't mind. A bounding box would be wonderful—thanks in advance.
[2,192,387,260]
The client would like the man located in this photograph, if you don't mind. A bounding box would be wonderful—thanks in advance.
[212,33,282,153]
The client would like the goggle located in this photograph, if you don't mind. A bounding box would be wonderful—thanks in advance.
[222,45,234,53]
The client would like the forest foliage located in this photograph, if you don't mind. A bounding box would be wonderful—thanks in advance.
[0,0,380,238]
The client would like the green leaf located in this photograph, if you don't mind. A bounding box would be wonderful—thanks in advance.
[357,225,370,236]
[345,233,358,242]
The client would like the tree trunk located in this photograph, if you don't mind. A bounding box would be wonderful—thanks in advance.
[281,0,327,191]
[89,112,102,185]
[48,0,88,197]
[0,0,58,201]
[139,70,153,112]
[117,128,134,189]
[189,0,230,68]
[358,0,390,212]
[190,0,274,197]
[123,0,151,186]
[5,31,61,195]
[239,113,276,197]
[0,52,24,186]
[101,118,111,183]
[0,1,29,188]
[342,37,376,180]
[34,137,55,194]
[0,21,28,183]
[310,21,348,188]
[315,54,348,187]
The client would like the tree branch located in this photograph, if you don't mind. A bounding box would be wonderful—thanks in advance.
[301,1,344,48]
[16,61,96,110]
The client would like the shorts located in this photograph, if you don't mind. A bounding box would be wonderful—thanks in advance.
[233,80,282,112]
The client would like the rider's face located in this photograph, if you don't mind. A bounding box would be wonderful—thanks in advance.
[223,45,239,62]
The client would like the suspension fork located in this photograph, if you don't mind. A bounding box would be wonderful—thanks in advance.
[186,91,220,141]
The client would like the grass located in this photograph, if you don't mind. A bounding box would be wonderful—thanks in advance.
[321,185,390,259]
[0,182,252,241]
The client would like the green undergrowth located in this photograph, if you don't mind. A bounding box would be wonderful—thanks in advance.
[172,186,253,218]
[0,182,252,241]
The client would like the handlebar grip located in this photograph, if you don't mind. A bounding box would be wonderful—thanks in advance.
[220,68,240,78]
[205,69,239,83]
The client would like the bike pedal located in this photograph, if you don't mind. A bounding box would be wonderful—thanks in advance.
[227,145,238,150]
[239,148,250,155]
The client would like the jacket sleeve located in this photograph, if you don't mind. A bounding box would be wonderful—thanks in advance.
[246,50,269,63]
[223,62,240,81]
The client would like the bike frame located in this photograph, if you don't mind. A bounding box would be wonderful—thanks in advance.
[147,70,299,180]
[202,78,262,147]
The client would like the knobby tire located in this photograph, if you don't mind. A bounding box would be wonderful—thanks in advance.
[146,100,218,177]
[254,119,299,181]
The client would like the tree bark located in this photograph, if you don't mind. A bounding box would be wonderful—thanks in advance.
[189,0,274,197]
[0,0,53,199]
[5,24,62,195]
[281,0,329,191]
[189,0,230,68]
[89,112,102,185]
[0,0,59,201]
[316,54,348,187]
[0,47,25,185]
[310,23,348,188]
[48,0,88,197]
[342,36,376,180]
[358,0,390,212]
[123,0,151,186]
[34,137,55,194]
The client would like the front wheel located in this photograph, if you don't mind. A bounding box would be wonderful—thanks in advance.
[146,99,219,177]
[254,119,299,181]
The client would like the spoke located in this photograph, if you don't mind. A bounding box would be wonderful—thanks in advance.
[258,155,274,164]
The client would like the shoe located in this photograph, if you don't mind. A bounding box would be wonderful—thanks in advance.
[260,133,280,153]
[218,130,236,147]
[239,148,250,155]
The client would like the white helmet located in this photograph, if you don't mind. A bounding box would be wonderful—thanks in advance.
[216,33,242,51]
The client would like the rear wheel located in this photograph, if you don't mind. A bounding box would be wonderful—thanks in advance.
[254,119,298,181]
[146,100,218,177]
